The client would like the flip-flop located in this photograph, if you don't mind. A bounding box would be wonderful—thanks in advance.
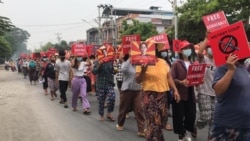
[106,116,115,121]
[99,117,105,121]
[165,124,173,131]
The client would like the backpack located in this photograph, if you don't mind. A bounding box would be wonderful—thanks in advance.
[29,61,36,69]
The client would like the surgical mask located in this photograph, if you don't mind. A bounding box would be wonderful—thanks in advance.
[182,49,192,57]
[207,48,213,56]
[161,52,168,58]
[76,57,82,62]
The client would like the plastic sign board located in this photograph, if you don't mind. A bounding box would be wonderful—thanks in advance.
[71,43,87,56]
[203,11,229,32]
[131,41,156,65]
[173,39,181,52]
[187,64,207,86]
[208,21,250,66]
[147,33,170,51]
[96,46,115,63]
[122,34,140,54]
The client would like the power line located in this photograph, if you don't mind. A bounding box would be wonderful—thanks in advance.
[17,22,83,27]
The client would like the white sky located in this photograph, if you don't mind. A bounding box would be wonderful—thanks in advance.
[0,0,176,50]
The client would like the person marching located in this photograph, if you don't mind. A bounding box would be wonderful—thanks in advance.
[55,50,71,108]
[92,46,116,121]
[71,55,91,114]
[135,46,180,141]
[171,40,197,141]
[28,58,37,85]
[116,54,145,137]
[44,55,58,101]
[40,55,49,95]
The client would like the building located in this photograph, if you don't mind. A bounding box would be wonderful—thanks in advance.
[86,6,174,46]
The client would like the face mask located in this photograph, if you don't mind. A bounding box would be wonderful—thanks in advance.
[76,57,82,62]
[43,58,47,61]
[161,52,168,58]
[207,48,213,56]
[182,49,192,57]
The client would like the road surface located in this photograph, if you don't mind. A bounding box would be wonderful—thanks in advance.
[0,70,208,141]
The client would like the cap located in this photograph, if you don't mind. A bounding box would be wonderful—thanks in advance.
[179,40,192,50]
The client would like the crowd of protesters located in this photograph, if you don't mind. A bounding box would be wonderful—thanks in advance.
[9,32,250,141]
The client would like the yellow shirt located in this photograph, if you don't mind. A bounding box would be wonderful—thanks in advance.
[136,58,170,92]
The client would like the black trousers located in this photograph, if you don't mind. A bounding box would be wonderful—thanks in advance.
[83,75,91,92]
[59,80,68,102]
[172,99,196,135]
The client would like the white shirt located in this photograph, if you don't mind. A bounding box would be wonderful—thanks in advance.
[55,60,71,81]
[73,62,87,77]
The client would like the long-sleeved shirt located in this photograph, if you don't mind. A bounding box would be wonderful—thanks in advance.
[92,61,114,89]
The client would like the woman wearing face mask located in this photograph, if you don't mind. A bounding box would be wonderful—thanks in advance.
[171,40,197,141]
[71,55,91,114]
[40,55,49,95]
[44,55,58,101]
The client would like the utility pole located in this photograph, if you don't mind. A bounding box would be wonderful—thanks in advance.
[55,32,62,43]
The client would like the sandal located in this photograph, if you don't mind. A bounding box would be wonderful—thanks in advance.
[83,110,91,115]
[137,132,145,137]
[106,115,115,121]
[165,124,173,131]
[99,116,105,121]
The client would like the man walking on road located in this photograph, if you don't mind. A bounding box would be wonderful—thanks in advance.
[55,50,71,108]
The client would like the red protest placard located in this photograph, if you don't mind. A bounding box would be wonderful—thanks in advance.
[96,46,115,63]
[131,41,156,65]
[187,64,207,86]
[147,33,170,51]
[208,21,250,66]
[173,39,181,52]
[71,43,87,56]
[122,34,140,54]
[86,45,93,56]
[203,11,229,32]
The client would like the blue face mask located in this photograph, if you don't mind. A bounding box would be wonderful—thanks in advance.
[207,48,213,56]
[76,57,82,62]
[161,52,168,58]
[182,49,192,57]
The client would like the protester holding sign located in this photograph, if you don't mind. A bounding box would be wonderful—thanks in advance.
[92,53,116,121]
[135,48,180,141]
[171,40,197,141]
[70,55,91,114]
[116,54,145,137]
[210,53,250,140]
[196,34,216,139]
[55,50,71,108]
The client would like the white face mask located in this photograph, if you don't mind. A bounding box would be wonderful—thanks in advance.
[161,52,168,58]
[168,52,172,57]
[207,48,213,56]
[182,49,192,57]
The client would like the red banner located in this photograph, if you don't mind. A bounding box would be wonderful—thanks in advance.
[71,43,87,56]
[131,41,156,65]
[147,33,170,51]
[173,39,181,52]
[208,21,250,66]
[86,45,93,57]
[187,64,207,86]
[203,11,229,32]
[32,52,41,59]
[122,34,140,54]
[96,46,115,63]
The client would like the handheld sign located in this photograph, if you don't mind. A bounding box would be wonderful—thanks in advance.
[96,46,115,63]
[71,43,87,56]
[208,21,250,66]
[131,41,156,65]
[203,11,229,32]
[147,33,170,51]
[173,39,181,52]
[187,64,207,86]
[122,34,140,54]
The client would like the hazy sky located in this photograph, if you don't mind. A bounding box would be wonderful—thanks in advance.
[0,0,175,50]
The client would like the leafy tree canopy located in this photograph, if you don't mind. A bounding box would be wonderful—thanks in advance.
[119,20,158,42]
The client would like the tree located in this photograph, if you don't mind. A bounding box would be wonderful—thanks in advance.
[166,0,250,43]
[0,16,14,36]
[119,20,158,42]
[0,36,12,60]
[40,40,70,52]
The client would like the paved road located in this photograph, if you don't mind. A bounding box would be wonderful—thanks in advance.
[0,70,208,141]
